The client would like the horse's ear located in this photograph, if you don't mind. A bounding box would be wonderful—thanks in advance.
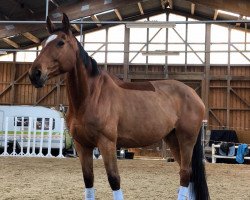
[62,13,70,33]
[46,16,55,34]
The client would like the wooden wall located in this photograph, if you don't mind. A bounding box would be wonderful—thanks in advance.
[0,62,249,151]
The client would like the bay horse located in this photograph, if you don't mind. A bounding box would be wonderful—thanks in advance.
[28,14,209,200]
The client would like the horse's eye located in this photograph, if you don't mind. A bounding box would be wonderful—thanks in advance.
[57,40,65,47]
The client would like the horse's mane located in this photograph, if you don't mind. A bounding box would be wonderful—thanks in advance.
[76,40,100,77]
[76,39,154,91]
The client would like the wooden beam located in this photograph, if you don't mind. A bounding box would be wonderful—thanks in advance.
[188,0,250,18]
[35,79,65,105]
[0,71,28,97]
[138,2,144,15]
[209,109,224,127]
[161,0,173,9]
[71,24,81,32]
[230,88,250,107]
[114,9,123,20]
[191,3,195,15]
[168,0,173,9]
[0,0,141,40]
[2,38,19,48]
[11,53,16,104]
[161,0,167,9]
[91,15,102,27]
[213,9,219,20]
[22,32,40,43]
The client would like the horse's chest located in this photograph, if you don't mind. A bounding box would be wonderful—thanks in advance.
[68,117,99,146]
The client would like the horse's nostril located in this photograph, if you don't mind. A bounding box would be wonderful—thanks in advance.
[34,69,42,79]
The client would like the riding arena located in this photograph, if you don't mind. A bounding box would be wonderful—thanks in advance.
[0,1,249,200]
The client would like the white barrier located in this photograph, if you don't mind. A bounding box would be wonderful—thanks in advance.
[211,144,250,163]
[0,117,65,158]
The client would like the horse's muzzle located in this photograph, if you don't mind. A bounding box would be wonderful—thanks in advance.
[29,69,46,88]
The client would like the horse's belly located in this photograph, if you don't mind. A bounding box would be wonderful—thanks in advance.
[117,120,174,148]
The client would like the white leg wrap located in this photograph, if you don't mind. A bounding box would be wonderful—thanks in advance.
[177,186,188,200]
[85,187,95,200]
[188,182,196,200]
[113,189,124,200]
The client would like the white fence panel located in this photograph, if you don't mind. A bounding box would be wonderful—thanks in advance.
[0,117,65,158]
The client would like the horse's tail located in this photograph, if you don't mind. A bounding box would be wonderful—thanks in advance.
[191,129,210,200]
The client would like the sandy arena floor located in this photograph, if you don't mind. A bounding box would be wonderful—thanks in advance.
[0,157,250,200]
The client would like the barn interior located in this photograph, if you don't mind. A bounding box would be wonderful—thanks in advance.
[0,0,249,160]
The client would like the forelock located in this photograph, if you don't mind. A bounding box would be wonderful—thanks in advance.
[44,34,58,47]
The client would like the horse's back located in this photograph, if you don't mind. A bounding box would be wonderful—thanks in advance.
[151,79,205,126]
[150,79,204,108]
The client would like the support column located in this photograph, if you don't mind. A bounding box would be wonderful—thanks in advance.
[123,27,130,81]
[204,24,211,121]
[164,13,169,79]
[184,16,188,71]
[227,26,231,128]
[104,27,108,71]
[11,52,16,105]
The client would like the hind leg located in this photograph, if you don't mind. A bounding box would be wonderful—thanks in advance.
[164,129,181,165]
[176,128,198,200]
[165,129,193,200]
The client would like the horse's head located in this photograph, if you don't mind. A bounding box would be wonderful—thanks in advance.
[29,13,77,88]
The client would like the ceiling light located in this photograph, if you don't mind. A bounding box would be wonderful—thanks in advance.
[126,21,175,28]
[142,51,180,56]
[0,51,7,55]
[218,10,240,18]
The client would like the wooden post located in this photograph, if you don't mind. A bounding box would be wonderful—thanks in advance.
[204,24,211,121]
[11,52,16,105]
[123,27,130,81]
[227,26,231,129]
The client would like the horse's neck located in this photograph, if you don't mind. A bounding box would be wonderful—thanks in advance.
[66,61,89,114]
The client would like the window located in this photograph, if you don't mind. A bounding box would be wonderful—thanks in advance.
[16,47,37,62]
[36,118,55,130]
[0,53,14,61]
[14,117,55,130]
[14,117,29,127]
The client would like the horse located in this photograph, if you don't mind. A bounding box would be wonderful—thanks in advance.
[28,14,209,200]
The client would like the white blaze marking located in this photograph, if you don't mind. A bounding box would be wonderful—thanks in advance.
[44,34,58,47]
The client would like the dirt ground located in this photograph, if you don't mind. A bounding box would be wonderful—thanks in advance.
[0,157,250,200]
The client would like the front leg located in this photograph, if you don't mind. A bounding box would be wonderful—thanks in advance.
[74,140,95,200]
[98,137,124,200]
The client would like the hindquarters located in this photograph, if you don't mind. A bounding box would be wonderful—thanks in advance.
[159,80,209,199]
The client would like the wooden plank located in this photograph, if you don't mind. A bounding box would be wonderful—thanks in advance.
[71,24,80,32]
[2,38,19,48]
[231,88,250,107]
[22,32,40,43]
[191,3,195,15]
[138,2,144,15]
[213,9,219,20]
[210,75,250,81]
[11,53,16,104]
[114,9,123,20]
[209,109,224,126]
[123,27,130,81]
[91,15,102,27]
[35,79,65,105]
